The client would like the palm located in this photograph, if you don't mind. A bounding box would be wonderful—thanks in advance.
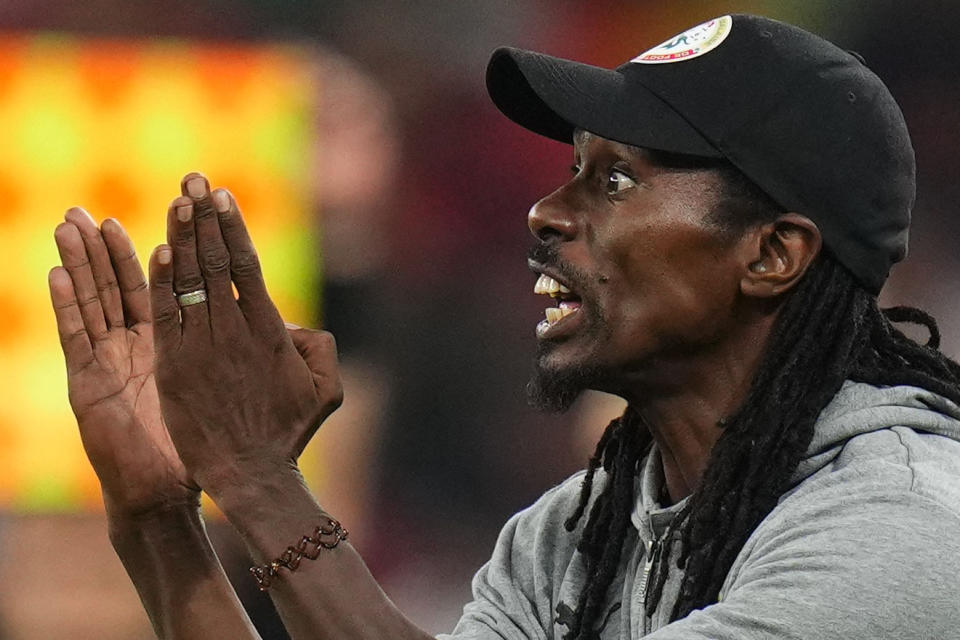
[71,321,197,513]
[52,213,198,517]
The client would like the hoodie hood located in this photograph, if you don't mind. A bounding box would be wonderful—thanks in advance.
[792,381,960,484]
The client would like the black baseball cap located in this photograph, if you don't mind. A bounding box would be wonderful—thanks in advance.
[486,14,915,294]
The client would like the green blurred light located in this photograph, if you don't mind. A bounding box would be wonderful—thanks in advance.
[138,109,199,170]
[19,105,82,173]
[14,472,76,511]
[260,224,319,326]
[251,111,310,180]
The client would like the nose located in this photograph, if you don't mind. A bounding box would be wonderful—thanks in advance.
[527,186,578,242]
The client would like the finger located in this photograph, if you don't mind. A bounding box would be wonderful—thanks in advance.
[63,207,126,330]
[182,174,241,328]
[148,245,181,351]
[216,188,284,339]
[166,195,209,334]
[100,218,151,326]
[54,222,108,341]
[48,266,95,374]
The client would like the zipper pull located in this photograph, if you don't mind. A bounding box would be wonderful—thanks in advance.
[637,537,658,603]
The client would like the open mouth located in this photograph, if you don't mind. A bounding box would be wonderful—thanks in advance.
[532,269,583,338]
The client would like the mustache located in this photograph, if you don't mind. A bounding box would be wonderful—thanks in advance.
[527,242,592,297]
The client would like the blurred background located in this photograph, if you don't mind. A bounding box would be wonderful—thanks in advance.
[0,1,957,637]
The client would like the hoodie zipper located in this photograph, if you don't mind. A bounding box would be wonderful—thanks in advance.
[637,529,669,634]
[637,536,660,604]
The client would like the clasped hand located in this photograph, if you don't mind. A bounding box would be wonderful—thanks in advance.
[149,174,343,496]
[51,172,342,517]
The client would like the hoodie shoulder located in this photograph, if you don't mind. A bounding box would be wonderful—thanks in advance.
[791,381,960,512]
[440,470,595,640]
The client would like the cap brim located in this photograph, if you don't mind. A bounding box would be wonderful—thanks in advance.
[486,47,721,157]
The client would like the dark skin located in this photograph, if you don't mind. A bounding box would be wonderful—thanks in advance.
[51,175,427,640]
[49,130,821,636]
[528,130,821,503]
[49,207,257,638]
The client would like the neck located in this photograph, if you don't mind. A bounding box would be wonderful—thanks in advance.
[618,311,776,505]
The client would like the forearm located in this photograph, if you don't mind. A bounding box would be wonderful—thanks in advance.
[211,468,433,640]
[108,503,261,640]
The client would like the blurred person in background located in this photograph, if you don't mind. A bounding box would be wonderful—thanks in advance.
[48,13,960,640]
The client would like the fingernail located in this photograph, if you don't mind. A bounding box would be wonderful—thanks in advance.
[284,322,302,330]
[212,189,231,213]
[176,203,193,222]
[102,218,123,233]
[157,246,172,265]
[186,177,207,199]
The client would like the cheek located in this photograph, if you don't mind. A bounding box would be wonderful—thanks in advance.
[597,226,740,347]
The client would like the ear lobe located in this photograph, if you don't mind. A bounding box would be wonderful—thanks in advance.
[740,213,822,299]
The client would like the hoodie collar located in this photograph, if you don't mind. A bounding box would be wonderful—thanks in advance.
[630,381,960,534]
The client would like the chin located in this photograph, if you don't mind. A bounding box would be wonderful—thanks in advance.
[527,341,609,413]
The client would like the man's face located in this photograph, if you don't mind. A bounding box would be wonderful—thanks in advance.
[527,131,749,410]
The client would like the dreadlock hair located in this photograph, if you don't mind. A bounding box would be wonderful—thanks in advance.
[560,154,960,640]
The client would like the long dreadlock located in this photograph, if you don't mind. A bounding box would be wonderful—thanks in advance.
[560,159,960,639]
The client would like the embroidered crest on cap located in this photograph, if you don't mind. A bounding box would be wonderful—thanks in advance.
[631,16,733,64]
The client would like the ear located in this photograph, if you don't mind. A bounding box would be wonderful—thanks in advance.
[739,213,822,298]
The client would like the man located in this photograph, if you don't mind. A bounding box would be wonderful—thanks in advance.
[49,14,960,640]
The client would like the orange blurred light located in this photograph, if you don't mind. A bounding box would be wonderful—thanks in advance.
[0,33,321,512]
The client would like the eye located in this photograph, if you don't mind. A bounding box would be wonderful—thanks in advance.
[606,169,637,195]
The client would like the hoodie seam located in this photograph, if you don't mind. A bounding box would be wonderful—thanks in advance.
[892,427,918,493]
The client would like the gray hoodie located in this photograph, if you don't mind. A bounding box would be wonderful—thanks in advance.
[438,382,960,639]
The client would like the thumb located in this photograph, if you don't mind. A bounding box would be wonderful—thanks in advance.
[285,323,340,378]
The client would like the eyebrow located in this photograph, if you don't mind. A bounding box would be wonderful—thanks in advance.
[574,128,651,165]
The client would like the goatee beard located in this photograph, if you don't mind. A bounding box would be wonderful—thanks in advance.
[526,342,606,413]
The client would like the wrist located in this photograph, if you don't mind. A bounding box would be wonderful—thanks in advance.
[202,457,305,511]
[212,464,317,525]
[107,499,206,556]
[206,463,336,565]
[106,496,201,535]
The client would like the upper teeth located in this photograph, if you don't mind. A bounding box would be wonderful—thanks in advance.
[534,274,572,297]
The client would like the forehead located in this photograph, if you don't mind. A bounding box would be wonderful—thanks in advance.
[573,128,649,160]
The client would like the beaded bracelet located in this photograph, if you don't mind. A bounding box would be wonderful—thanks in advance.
[249,517,349,590]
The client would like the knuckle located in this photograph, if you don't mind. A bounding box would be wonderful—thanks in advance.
[123,280,148,294]
[176,275,205,292]
[96,277,119,292]
[231,251,261,277]
[317,331,339,355]
[173,225,195,246]
[60,327,87,345]
[66,256,91,270]
[193,201,217,220]
[322,381,345,412]
[153,305,180,326]
[331,384,345,409]
[200,246,230,274]
[52,299,78,311]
